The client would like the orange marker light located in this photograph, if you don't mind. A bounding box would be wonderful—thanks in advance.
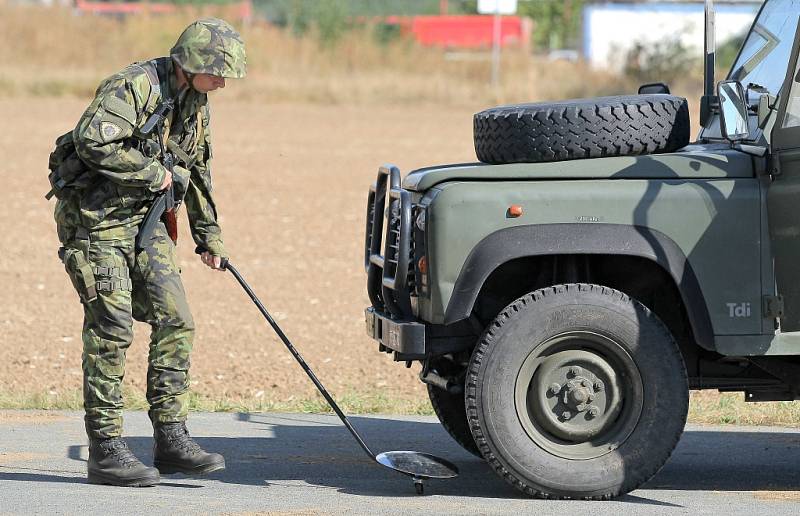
[418,256,428,274]
[508,205,524,218]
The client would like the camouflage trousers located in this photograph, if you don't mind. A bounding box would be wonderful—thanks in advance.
[60,222,195,440]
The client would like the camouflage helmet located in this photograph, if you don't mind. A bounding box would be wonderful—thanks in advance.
[170,18,247,79]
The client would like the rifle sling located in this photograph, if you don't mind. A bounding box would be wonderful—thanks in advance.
[167,139,196,170]
[166,110,203,169]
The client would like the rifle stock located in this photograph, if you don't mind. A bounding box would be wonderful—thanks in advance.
[162,152,178,245]
[164,208,178,244]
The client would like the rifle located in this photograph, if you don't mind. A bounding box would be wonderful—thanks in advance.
[135,99,179,251]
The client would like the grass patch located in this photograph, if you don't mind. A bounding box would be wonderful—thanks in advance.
[28,79,97,98]
[0,389,83,411]
[688,391,800,427]
[0,387,434,416]
[0,4,710,138]
[0,77,15,96]
[3,388,800,427]
[0,5,701,109]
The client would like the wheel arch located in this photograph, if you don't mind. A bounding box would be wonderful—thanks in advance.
[443,223,714,351]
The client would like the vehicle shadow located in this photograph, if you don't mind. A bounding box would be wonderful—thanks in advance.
[122,414,524,499]
[110,415,800,499]
[2,410,795,503]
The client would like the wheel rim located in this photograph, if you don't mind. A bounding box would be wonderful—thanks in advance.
[514,331,643,460]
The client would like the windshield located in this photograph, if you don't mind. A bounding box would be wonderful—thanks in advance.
[729,0,800,96]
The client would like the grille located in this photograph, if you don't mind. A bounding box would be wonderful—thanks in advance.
[364,165,414,318]
[364,185,377,272]
[384,199,401,282]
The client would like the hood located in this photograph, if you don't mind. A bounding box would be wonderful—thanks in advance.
[402,144,755,192]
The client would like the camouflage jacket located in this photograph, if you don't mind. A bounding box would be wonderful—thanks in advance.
[58,57,225,256]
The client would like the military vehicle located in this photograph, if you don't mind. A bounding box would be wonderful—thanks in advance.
[364,0,800,500]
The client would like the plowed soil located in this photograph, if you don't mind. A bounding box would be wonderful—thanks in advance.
[0,97,475,405]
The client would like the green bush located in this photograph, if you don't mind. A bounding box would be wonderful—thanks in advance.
[623,34,699,85]
[373,21,402,46]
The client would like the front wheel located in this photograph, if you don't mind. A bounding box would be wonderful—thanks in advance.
[466,283,688,499]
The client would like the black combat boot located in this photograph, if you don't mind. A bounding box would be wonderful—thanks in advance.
[87,437,160,487]
[153,422,225,475]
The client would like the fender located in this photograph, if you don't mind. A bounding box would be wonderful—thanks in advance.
[443,223,715,351]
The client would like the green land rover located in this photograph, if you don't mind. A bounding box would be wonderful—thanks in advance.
[365,0,800,500]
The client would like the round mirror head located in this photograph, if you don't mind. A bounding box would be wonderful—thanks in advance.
[376,451,459,479]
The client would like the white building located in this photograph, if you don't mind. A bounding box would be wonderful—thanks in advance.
[583,1,762,70]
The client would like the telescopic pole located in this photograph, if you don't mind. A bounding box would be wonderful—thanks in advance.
[221,260,376,459]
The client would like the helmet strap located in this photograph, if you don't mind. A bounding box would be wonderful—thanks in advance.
[184,70,198,92]
[176,84,190,107]
[173,58,199,93]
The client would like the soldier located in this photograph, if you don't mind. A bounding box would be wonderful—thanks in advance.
[51,18,246,486]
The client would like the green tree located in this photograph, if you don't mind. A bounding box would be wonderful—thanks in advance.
[315,0,348,47]
[517,0,585,51]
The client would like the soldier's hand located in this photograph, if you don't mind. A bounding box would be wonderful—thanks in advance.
[200,251,224,271]
[159,170,173,191]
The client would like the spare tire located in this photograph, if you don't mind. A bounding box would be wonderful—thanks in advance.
[473,95,690,165]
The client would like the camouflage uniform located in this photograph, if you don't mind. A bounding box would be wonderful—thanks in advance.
[55,18,246,440]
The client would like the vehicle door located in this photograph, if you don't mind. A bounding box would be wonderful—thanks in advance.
[767,14,800,330]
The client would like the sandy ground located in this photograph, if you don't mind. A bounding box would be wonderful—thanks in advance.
[0,97,477,404]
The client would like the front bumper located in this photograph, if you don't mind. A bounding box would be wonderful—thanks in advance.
[365,307,425,359]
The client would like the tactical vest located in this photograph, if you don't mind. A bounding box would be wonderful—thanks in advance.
[45,59,200,200]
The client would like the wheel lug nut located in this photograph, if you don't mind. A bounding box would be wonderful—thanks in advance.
[568,367,580,377]
[561,411,572,420]
[548,383,561,395]
[593,382,603,392]
[581,379,590,388]
[587,406,599,418]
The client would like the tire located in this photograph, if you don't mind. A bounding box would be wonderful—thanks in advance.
[466,283,688,499]
[428,384,481,458]
[473,95,690,165]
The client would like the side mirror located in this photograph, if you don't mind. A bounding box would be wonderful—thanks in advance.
[718,80,750,142]
[638,82,671,95]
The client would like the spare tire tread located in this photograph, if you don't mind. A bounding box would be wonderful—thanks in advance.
[473,95,690,165]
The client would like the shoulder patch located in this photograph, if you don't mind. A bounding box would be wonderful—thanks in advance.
[100,121,123,142]
[101,95,137,126]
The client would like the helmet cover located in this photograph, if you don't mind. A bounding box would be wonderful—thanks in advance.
[170,17,247,79]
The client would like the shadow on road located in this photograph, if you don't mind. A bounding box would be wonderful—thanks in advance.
[216,416,800,496]
[0,467,85,485]
[4,414,800,502]
[118,416,800,498]
[137,415,524,500]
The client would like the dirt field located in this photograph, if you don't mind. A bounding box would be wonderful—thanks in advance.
[5,96,800,426]
[0,97,476,409]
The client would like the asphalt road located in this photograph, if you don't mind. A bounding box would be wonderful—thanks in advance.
[1,411,799,515]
